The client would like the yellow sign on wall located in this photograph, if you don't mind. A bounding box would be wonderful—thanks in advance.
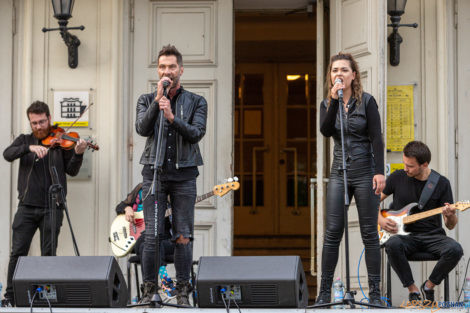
[386,163,405,176]
[387,85,414,151]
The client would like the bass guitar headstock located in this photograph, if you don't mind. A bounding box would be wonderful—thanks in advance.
[213,177,240,197]
[455,201,470,212]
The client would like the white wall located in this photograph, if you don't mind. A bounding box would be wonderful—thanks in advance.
[386,0,466,302]
[2,0,234,295]
[456,0,470,299]
[0,0,14,287]
[5,0,125,264]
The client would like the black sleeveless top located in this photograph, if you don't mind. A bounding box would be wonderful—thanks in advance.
[320,92,384,175]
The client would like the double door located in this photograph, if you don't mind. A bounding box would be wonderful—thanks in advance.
[234,63,317,237]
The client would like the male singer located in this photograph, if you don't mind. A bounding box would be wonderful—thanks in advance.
[135,44,207,305]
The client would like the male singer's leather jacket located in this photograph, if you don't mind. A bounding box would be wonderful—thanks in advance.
[135,87,207,167]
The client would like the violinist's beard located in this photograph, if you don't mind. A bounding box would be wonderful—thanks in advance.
[33,129,49,140]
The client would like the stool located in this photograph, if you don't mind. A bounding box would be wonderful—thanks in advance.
[127,254,141,303]
[386,251,449,305]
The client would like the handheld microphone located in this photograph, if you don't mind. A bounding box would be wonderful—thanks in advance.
[162,80,170,99]
[335,78,343,98]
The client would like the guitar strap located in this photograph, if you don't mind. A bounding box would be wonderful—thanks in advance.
[417,170,440,210]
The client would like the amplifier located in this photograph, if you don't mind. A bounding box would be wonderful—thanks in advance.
[196,255,308,308]
[13,256,128,307]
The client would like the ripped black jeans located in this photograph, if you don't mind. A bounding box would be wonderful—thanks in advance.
[141,165,196,283]
[321,163,381,281]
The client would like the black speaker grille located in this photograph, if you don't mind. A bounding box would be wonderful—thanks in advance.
[251,284,278,305]
[65,285,92,304]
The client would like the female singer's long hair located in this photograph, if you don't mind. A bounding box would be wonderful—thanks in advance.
[325,52,363,105]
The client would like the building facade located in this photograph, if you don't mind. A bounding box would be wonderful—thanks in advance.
[0,0,468,303]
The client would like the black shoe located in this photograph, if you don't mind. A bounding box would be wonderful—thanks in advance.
[368,279,384,306]
[2,293,14,307]
[314,276,333,305]
[420,281,435,303]
[1,298,13,307]
[138,281,157,304]
[408,292,422,302]
[176,281,191,306]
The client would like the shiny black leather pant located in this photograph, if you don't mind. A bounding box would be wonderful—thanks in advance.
[321,164,381,281]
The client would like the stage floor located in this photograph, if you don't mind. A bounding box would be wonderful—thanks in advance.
[0,307,468,312]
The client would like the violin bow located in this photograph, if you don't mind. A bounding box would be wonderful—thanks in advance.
[62,102,94,132]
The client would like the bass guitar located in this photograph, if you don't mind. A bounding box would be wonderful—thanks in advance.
[110,177,240,257]
[378,201,470,245]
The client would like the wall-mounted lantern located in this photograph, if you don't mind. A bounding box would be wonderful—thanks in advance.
[387,0,418,66]
[42,0,85,69]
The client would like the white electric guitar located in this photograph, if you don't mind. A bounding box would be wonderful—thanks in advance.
[378,201,470,245]
[109,177,240,257]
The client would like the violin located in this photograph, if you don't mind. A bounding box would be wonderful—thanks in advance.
[42,125,99,151]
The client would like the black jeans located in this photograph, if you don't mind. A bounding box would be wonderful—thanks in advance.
[135,231,175,267]
[321,164,381,280]
[5,205,64,300]
[384,233,463,287]
[141,165,196,282]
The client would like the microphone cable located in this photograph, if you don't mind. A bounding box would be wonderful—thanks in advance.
[42,288,53,313]
[29,287,53,313]
[357,247,391,307]
[220,288,230,313]
[233,298,242,313]
[29,288,38,313]
[29,289,38,313]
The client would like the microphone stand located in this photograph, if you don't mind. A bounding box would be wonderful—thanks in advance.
[310,94,386,309]
[149,85,167,308]
[48,154,80,256]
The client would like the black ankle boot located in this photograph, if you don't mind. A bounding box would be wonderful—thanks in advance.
[315,276,333,305]
[176,281,192,306]
[139,281,156,304]
[368,278,384,306]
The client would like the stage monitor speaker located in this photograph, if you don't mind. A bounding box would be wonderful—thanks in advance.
[13,256,128,308]
[196,255,308,308]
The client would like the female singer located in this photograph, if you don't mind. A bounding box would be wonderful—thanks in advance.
[316,53,385,305]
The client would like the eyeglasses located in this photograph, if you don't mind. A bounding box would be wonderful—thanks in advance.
[30,119,49,126]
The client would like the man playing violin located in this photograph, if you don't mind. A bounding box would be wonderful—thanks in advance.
[2,101,87,306]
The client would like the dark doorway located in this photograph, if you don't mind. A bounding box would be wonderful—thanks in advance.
[234,11,317,302]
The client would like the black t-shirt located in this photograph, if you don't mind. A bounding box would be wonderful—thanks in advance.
[382,169,453,235]
[21,144,52,208]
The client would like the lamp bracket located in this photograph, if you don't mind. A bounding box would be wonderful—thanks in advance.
[387,23,418,29]
[42,25,85,69]
[386,13,418,66]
